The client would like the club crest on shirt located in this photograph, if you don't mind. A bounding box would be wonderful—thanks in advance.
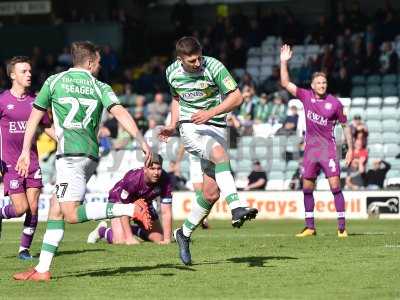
[120,189,129,200]
[7,104,15,110]
[10,180,19,189]
[311,98,316,103]
[325,103,332,110]
[222,77,236,90]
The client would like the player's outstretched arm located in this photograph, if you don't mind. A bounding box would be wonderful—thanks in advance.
[110,104,152,166]
[280,44,298,97]
[16,107,46,177]
[159,203,172,244]
[191,88,243,124]
[159,97,179,142]
[341,123,354,167]
[44,125,57,141]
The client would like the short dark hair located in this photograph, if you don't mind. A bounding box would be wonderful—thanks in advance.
[176,36,202,57]
[150,153,163,166]
[311,72,327,82]
[6,56,31,77]
[71,41,99,66]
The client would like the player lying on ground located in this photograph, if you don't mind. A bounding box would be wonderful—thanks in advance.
[87,154,172,245]
[159,36,258,265]
[280,44,353,238]
[0,56,54,260]
[13,41,153,282]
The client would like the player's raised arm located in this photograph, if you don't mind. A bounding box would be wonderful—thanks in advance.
[280,44,298,97]
[109,104,152,166]
[16,107,46,177]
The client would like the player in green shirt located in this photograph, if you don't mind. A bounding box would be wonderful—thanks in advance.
[160,36,258,265]
[13,41,153,281]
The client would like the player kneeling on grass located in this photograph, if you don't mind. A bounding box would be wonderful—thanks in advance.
[87,153,172,245]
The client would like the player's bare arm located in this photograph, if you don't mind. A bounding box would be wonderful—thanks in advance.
[341,122,354,167]
[110,104,152,165]
[159,203,172,244]
[280,44,298,97]
[16,107,46,177]
[191,88,243,124]
[120,216,140,245]
[159,97,179,142]
[44,125,56,141]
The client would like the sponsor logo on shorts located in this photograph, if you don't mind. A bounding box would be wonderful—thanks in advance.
[10,179,19,189]
[367,197,399,215]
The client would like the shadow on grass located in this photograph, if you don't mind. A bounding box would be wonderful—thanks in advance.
[56,249,107,257]
[349,233,385,236]
[227,256,298,267]
[54,263,195,279]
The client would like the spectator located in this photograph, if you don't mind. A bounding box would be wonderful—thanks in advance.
[353,139,368,168]
[228,36,247,69]
[364,43,380,75]
[57,47,72,67]
[144,118,160,151]
[147,92,169,124]
[349,115,368,143]
[238,72,256,90]
[267,93,287,125]
[276,105,299,136]
[289,159,303,190]
[101,45,118,81]
[331,66,351,97]
[260,65,280,94]
[345,158,364,190]
[227,113,241,149]
[168,161,188,191]
[237,84,257,122]
[253,93,269,124]
[244,161,267,191]
[170,0,193,37]
[362,159,391,189]
[379,41,398,74]
[133,108,148,135]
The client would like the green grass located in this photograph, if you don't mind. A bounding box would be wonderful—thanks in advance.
[1,220,400,299]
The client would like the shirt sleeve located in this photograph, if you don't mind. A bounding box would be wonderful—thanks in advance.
[211,59,238,95]
[160,173,173,204]
[35,78,52,110]
[99,83,121,112]
[295,88,309,103]
[336,101,347,124]
[166,71,179,99]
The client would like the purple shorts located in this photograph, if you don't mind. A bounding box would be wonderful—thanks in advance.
[3,168,43,196]
[302,148,340,179]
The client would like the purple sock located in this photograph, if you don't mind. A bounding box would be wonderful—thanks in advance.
[20,213,38,249]
[332,188,346,231]
[98,226,107,239]
[0,204,17,219]
[98,226,113,244]
[131,224,149,241]
[303,189,315,229]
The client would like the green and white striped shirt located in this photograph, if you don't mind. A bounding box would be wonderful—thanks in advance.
[166,56,238,127]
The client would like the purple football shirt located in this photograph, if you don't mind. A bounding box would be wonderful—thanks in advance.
[109,168,173,204]
[0,90,50,173]
[296,88,346,150]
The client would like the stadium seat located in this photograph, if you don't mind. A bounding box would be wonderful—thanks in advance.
[382,132,400,144]
[261,56,275,66]
[386,158,400,170]
[382,74,397,84]
[269,171,285,180]
[368,132,384,144]
[386,169,400,179]
[366,74,381,85]
[254,146,268,160]
[351,97,367,108]
[239,136,253,147]
[367,97,382,107]
[381,107,399,120]
[351,75,365,86]
[366,120,382,132]
[383,144,400,158]
[365,108,380,120]
[286,160,299,171]
[247,47,261,57]
[230,160,237,172]
[383,96,399,107]
[382,119,398,132]
[261,45,275,56]
[338,97,351,108]
[269,160,286,171]
[229,149,237,159]
[348,107,365,120]
[368,144,384,157]
[263,36,277,45]
[180,160,190,173]
[291,54,305,67]
[381,84,398,97]
[366,85,382,97]
[237,159,253,171]
[247,67,260,78]
[305,45,320,54]
[351,86,366,98]
[247,57,261,67]
[265,179,284,190]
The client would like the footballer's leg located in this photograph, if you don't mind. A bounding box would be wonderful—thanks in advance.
[18,187,40,260]
[328,176,347,237]
[296,178,317,237]
[13,194,62,281]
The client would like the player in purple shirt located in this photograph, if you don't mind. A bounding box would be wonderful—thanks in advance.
[280,45,354,238]
[87,153,173,245]
[0,56,53,259]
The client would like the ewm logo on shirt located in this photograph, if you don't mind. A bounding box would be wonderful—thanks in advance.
[9,121,27,133]
[306,110,328,126]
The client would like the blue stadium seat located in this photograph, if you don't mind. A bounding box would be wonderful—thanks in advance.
[365,108,381,120]
[269,160,286,171]
[382,74,397,84]
[348,107,366,120]
[351,75,365,85]
[368,144,384,157]
[351,86,366,98]
[384,144,400,158]
[237,159,253,171]
[366,74,381,85]
[386,158,400,170]
[382,132,400,144]
[351,97,366,108]
[386,169,400,178]
[366,85,382,97]
[368,132,383,144]
[383,96,399,107]
[381,107,399,120]
[286,160,299,171]
[268,171,285,180]
[382,84,398,97]
[367,97,382,107]
[382,119,398,132]
[366,120,382,132]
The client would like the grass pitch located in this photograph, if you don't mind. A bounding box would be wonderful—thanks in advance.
[1,219,400,299]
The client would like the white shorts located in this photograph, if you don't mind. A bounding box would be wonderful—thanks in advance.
[179,122,227,161]
[55,157,98,202]
[189,153,203,184]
